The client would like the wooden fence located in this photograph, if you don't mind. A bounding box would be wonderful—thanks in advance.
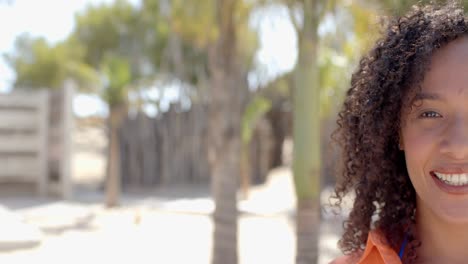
[119,104,274,188]
[0,84,73,198]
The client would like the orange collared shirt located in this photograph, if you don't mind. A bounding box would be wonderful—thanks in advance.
[331,230,402,264]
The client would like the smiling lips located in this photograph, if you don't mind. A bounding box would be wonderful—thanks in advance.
[433,171,468,186]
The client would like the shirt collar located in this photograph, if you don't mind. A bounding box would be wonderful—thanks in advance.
[357,230,402,264]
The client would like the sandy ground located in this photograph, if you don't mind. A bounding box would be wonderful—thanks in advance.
[0,124,347,264]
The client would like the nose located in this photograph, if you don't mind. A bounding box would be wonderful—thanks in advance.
[439,116,468,160]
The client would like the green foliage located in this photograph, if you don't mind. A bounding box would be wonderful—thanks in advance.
[377,0,411,15]
[74,0,137,67]
[318,46,348,117]
[139,0,172,73]
[377,0,468,16]
[7,0,258,105]
[169,0,217,48]
[318,2,380,117]
[348,3,380,51]
[100,55,131,107]
[156,0,257,87]
[5,34,98,90]
[237,5,259,70]
[72,0,150,105]
[241,95,272,144]
[257,1,379,120]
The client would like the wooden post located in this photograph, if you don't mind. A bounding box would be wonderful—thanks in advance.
[37,90,49,197]
[61,81,74,199]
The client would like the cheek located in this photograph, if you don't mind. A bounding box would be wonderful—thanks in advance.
[401,125,434,176]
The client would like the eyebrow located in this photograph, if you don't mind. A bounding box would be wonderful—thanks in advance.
[413,92,444,101]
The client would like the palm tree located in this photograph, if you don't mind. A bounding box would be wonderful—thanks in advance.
[208,0,248,263]
[101,56,131,207]
[291,0,321,263]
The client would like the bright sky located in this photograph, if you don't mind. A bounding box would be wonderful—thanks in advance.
[0,1,296,117]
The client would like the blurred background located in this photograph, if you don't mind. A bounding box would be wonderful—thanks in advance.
[0,0,452,263]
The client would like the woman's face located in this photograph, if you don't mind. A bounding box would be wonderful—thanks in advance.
[400,36,468,223]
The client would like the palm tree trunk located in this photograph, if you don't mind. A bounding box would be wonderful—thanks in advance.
[292,0,321,263]
[211,140,240,264]
[296,198,320,263]
[209,0,244,263]
[106,104,125,207]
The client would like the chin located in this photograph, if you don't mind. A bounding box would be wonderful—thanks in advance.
[434,205,468,224]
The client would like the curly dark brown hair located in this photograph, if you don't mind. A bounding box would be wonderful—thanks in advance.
[333,2,468,263]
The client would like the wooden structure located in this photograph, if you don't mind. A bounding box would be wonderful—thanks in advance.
[120,104,210,186]
[0,84,73,198]
[0,91,49,196]
[118,101,342,189]
[47,82,74,198]
[119,103,274,188]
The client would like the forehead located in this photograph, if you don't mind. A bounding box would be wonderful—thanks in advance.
[421,36,468,97]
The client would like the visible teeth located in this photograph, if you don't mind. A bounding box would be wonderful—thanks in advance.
[441,174,448,181]
[454,174,460,185]
[460,174,468,185]
[434,172,468,186]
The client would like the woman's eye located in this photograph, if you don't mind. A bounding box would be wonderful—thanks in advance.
[419,111,442,118]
